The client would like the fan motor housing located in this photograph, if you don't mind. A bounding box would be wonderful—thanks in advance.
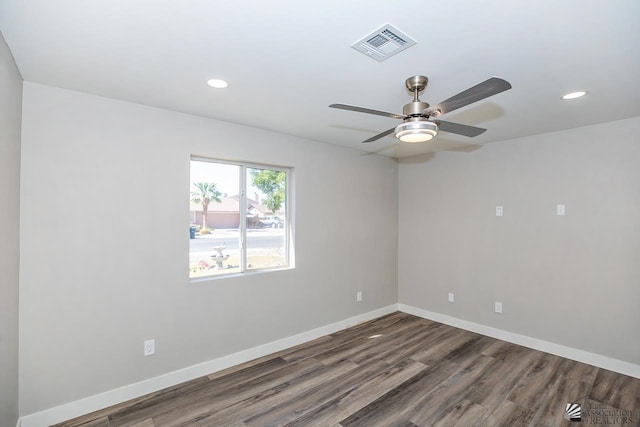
[403,101,429,117]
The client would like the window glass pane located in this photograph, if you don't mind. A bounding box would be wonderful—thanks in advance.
[189,160,241,278]
[246,167,287,270]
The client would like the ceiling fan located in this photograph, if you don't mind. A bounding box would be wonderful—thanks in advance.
[330,75,512,143]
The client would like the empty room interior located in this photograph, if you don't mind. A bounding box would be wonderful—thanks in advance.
[1,1,639,426]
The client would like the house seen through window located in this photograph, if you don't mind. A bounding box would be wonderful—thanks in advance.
[189,158,290,279]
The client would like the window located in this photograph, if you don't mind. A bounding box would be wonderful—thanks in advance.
[189,157,291,279]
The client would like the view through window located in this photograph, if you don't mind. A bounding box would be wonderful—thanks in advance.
[189,158,289,279]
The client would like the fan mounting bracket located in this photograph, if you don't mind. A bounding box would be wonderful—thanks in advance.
[405,75,429,94]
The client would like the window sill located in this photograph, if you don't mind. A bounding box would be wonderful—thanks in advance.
[189,265,295,284]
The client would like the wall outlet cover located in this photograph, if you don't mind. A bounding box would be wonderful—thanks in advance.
[144,339,155,356]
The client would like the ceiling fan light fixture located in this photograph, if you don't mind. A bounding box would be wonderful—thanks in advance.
[395,121,438,143]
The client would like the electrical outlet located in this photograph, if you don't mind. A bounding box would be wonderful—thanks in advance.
[448,293,454,303]
[144,339,155,356]
[494,302,503,314]
[356,291,363,302]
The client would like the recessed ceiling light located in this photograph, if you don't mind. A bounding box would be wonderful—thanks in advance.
[207,79,228,89]
[562,91,587,100]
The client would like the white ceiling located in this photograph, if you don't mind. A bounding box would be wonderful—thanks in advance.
[1,1,639,158]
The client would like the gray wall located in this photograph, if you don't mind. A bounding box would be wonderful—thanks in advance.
[0,30,22,427]
[399,117,640,365]
[19,82,398,415]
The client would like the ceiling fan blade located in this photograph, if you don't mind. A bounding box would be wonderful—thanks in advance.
[424,77,512,116]
[434,120,487,137]
[362,127,396,143]
[330,104,405,120]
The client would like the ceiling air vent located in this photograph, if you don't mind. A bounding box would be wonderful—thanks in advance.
[351,24,417,62]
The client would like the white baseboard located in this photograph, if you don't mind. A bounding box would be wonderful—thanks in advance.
[18,304,398,427]
[398,303,640,379]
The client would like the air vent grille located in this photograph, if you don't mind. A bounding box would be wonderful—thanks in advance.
[351,24,416,62]
[367,34,390,48]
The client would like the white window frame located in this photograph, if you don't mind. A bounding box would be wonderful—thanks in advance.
[190,156,292,281]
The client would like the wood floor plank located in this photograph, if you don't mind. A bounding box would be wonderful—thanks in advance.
[409,327,478,366]
[408,355,496,425]
[278,312,420,365]
[54,312,640,427]
[338,357,466,426]
[52,377,213,427]
[243,358,394,426]
[527,359,596,426]
[328,312,414,339]
[444,334,495,365]
[330,321,438,366]
[207,346,318,381]
[589,367,640,414]
[149,357,339,426]
[466,342,541,413]
[283,359,428,427]
[431,399,487,427]
[114,357,324,426]
[107,358,301,426]
[314,315,430,366]
[204,356,289,389]
[323,312,413,346]
[128,419,155,427]
[188,359,360,426]
[378,322,451,366]
[109,358,290,425]
[506,352,566,408]
[68,417,111,427]
[482,399,535,426]
[361,321,447,363]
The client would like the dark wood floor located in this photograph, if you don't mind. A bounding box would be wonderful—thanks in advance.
[55,312,640,427]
